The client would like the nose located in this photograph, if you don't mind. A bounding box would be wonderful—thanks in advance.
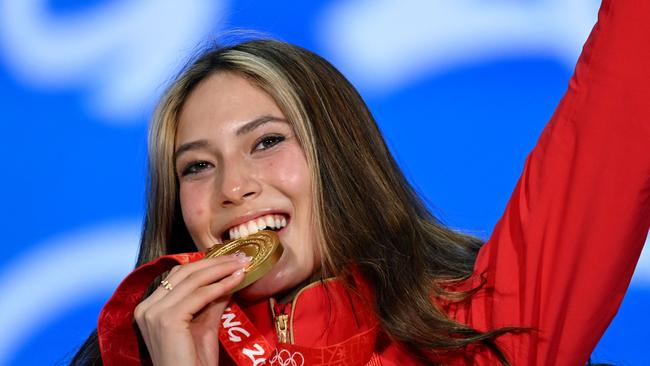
[217,161,262,207]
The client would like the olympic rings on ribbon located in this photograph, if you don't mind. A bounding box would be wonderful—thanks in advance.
[269,349,304,366]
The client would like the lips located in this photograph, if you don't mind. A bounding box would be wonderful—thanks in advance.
[219,211,290,241]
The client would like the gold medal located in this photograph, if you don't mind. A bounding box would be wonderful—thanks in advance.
[205,230,283,292]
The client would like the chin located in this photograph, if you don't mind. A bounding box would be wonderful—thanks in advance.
[236,269,293,301]
[236,255,311,301]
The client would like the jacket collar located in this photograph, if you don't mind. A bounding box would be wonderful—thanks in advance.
[237,276,378,348]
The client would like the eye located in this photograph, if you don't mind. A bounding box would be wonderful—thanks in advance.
[253,134,285,151]
[180,161,212,177]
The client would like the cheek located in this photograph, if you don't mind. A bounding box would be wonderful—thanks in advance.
[277,169,310,198]
[268,150,317,255]
[179,184,210,231]
[266,150,312,200]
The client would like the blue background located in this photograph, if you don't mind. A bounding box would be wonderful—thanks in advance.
[0,0,648,365]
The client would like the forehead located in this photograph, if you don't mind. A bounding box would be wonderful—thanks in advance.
[176,71,285,143]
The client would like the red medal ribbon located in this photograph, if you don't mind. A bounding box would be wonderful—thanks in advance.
[219,302,379,366]
[219,303,274,365]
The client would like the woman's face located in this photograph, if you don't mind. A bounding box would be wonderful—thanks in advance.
[174,71,320,300]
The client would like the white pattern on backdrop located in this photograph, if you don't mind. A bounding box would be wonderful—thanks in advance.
[318,0,600,94]
[0,0,222,122]
[0,221,140,366]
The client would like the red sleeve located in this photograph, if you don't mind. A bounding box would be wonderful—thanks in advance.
[454,0,650,365]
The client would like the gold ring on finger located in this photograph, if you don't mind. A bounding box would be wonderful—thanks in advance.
[160,280,173,291]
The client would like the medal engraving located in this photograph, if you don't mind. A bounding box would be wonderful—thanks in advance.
[205,230,283,292]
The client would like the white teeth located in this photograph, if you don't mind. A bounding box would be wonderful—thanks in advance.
[265,216,275,229]
[226,214,288,240]
[256,218,266,229]
[248,221,259,236]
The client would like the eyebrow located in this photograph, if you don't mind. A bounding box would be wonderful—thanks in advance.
[235,115,287,136]
[173,115,288,165]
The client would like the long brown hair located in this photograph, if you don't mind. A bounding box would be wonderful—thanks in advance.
[71,38,516,365]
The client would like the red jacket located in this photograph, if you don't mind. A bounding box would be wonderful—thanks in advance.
[97,0,650,365]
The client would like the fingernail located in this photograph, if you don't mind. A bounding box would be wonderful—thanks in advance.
[231,251,245,258]
[237,255,253,263]
[233,268,244,276]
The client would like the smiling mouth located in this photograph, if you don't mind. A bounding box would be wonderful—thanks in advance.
[222,214,288,241]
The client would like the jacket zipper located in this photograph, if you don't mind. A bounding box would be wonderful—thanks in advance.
[272,301,292,344]
[269,278,333,345]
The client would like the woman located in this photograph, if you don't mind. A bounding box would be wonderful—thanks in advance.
[72,0,650,364]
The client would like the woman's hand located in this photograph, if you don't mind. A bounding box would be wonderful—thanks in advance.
[134,254,251,366]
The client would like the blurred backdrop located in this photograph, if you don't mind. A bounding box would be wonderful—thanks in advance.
[0,0,648,365]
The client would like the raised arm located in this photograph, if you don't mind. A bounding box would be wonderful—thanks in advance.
[459,0,650,364]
